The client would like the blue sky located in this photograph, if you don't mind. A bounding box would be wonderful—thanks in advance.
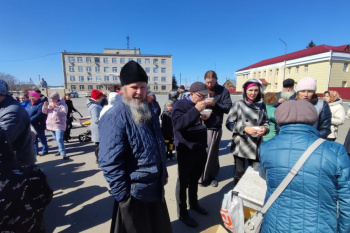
[0,0,349,86]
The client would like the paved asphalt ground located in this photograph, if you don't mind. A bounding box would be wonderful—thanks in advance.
[37,94,350,233]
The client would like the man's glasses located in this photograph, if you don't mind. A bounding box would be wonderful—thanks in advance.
[195,93,206,99]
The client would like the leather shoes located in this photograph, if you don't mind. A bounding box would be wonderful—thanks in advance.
[55,152,60,156]
[62,155,68,160]
[37,152,48,156]
[179,213,198,228]
[190,204,208,215]
[211,180,218,187]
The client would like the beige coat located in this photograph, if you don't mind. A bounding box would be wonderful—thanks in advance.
[327,99,345,139]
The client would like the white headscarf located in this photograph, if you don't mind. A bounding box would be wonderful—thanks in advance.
[99,92,121,119]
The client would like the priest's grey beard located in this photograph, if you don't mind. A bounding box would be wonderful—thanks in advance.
[122,95,152,125]
[281,90,295,101]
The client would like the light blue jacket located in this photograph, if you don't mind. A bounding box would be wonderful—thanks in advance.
[87,98,102,142]
[259,124,350,233]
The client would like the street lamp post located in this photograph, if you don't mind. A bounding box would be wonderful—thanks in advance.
[279,39,287,54]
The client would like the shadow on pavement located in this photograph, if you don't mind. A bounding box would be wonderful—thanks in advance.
[170,181,233,233]
[45,186,113,233]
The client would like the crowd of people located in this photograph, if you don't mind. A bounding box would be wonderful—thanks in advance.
[1,61,350,232]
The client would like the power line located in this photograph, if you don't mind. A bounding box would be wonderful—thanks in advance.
[0,52,61,62]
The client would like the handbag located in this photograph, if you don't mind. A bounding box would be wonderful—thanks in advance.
[243,138,325,233]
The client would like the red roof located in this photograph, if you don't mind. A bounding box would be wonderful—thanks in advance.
[237,44,350,72]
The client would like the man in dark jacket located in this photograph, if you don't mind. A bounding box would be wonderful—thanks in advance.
[172,81,211,228]
[272,78,296,107]
[0,79,35,165]
[98,61,172,233]
[199,70,232,187]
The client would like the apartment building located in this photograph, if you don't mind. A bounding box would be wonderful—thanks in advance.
[61,49,172,93]
[235,44,350,98]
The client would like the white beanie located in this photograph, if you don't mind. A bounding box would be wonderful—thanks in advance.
[295,77,317,92]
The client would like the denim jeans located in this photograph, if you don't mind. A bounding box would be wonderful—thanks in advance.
[34,129,48,154]
[51,130,66,156]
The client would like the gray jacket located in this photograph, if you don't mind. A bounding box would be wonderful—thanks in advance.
[0,96,35,166]
[87,98,102,142]
[226,79,269,160]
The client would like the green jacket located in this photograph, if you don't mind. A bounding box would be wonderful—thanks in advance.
[263,104,278,141]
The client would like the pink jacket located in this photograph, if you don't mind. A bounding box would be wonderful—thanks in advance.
[42,99,67,131]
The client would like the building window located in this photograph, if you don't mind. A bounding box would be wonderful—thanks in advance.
[161,77,166,82]
[161,68,166,73]
[95,66,100,72]
[276,69,279,75]
[342,81,348,87]
[304,65,308,73]
[86,66,91,72]
[69,66,75,72]
[87,76,92,82]
[96,76,101,81]
[343,63,349,72]
[113,76,118,82]
[76,57,82,63]
[296,66,299,73]
[86,57,91,63]
[137,58,142,64]
[112,58,117,63]
[68,57,74,63]
[104,76,109,82]
[96,85,102,90]
[120,58,125,64]
[79,85,85,91]
[71,85,76,91]
[128,58,133,62]
[70,76,75,81]
[269,70,272,77]
[153,77,158,81]
[153,68,158,73]
[79,76,84,82]
[154,85,158,90]
[88,85,93,90]
[112,67,117,72]
[161,85,166,90]
[288,68,291,74]
[161,59,166,64]
[145,58,150,64]
[145,68,150,73]
[104,67,109,72]
[78,66,83,72]
[103,58,108,63]
[275,83,278,89]
[95,57,100,63]
[153,59,158,65]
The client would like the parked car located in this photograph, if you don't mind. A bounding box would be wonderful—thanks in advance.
[70,91,79,98]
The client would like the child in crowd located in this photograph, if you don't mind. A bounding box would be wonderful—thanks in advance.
[161,100,174,160]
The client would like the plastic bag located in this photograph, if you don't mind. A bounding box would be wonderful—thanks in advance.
[220,190,244,233]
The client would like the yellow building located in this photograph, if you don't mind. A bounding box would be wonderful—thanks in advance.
[235,44,350,98]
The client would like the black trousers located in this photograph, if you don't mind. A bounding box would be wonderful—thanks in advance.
[176,144,207,216]
[95,142,99,162]
[233,156,257,186]
[113,196,172,233]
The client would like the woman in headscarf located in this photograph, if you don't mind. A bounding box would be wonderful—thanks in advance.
[42,92,68,159]
[226,79,269,187]
[99,92,121,119]
[323,90,346,141]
